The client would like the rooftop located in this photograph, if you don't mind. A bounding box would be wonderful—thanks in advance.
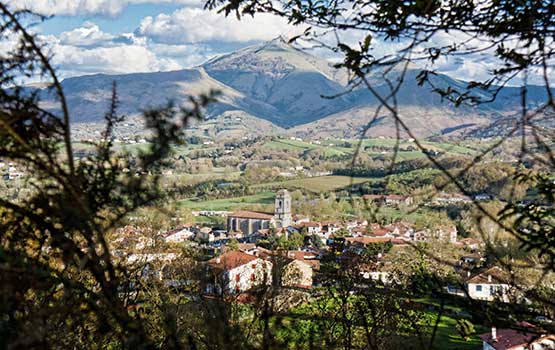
[345,236,406,245]
[467,266,510,284]
[229,210,274,220]
[479,324,555,350]
[207,251,259,271]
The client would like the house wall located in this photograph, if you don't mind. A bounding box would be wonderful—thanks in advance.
[307,226,321,235]
[227,217,270,235]
[482,342,496,350]
[224,258,272,294]
[532,339,555,349]
[165,229,194,243]
[468,283,510,302]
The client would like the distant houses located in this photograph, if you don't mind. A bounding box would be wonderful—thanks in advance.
[363,194,413,207]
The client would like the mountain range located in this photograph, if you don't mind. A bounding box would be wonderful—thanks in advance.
[41,37,550,139]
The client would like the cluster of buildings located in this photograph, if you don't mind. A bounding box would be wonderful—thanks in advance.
[223,190,456,245]
[112,189,555,348]
[121,190,503,298]
[203,246,320,296]
[116,191,526,303]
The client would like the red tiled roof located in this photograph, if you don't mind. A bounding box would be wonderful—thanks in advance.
[372,228,392,236]
[352,226,368,234]
[163,225,193,237]
[299,221,321,227]
[467,266,510,284]
[207,251,258,271]
[345,237,405,245]
[283,250,318,260]
[479,324,555,350]
[363,194,385,200]
[229,210,274,220]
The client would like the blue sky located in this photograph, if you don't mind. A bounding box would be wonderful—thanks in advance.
[37,3,184,36]
[8,0,298,78]
[7,1,535,84]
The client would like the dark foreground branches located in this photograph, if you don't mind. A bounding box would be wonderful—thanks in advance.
[2,1,555,349]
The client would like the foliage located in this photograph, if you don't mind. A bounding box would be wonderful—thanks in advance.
[455,319,475,341]
[0,5,216,348]
[364,241,393,258]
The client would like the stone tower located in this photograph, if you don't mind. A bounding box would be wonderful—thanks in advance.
[274,189,292,227]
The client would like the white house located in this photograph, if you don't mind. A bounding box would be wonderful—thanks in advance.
[299,222,322,235]
[164,225,195,243]
[466,266,511,302]
[434,225,458,243]
[205,251,272,295]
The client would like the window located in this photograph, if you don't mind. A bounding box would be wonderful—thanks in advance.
[475,285,482,292]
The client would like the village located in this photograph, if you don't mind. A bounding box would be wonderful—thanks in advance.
[112,189,555,350]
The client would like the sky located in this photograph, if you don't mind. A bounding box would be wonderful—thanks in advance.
[6,1,548,85]
[8,0,302,78]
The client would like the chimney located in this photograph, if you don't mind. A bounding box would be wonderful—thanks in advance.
[467,271,471,277]
[491,327,497,342]
[488,274,492,283]
[216,257,221,264]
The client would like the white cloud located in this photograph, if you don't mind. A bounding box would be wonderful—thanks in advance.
[136,7,300,44]
[52,43,182,75]
[32,22,220,77]
[9,0,202,17]
[58,22,117,47]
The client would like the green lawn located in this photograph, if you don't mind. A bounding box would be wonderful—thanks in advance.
[263,139,353,157]
[178,191,275,210]
[252,175,373,193]
[342,138,478,157]
[429,313,486,350]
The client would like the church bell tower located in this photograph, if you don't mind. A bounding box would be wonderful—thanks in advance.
[274,189,292,227]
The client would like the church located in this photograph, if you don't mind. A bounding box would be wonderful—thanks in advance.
[227,190,295,235]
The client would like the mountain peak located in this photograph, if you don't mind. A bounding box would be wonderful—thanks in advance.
[265,35,291,48]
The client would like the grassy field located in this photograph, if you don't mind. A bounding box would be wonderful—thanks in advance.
[178,191,275,210]
[263,137,479,161]
[429,313,486,350]
[161,168,241,186]
[263,139,352,157]
[252,175,373,193]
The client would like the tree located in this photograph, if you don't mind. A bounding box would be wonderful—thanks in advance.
[365,241,393,258]
[0,5,216,348]
[456,319,475,341]
[227,238,240,251]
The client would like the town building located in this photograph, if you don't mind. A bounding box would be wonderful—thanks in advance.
[227,190,305,235]
[480,324,555,350]
[204,251,272,295]
[164,225,195,243]
[363,194,413,207]
[466,266,512,302]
